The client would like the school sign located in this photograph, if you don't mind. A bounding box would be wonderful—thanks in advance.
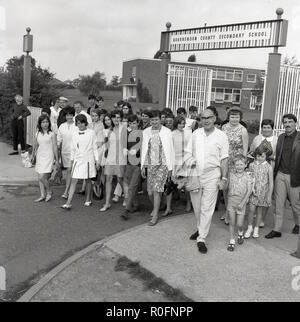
[161,19,288,52]
[159,9,288,121]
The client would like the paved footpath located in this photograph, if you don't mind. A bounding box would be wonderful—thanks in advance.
[25,212,300,302]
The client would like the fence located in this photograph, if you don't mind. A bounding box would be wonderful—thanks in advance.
[166,64,212,114]
[26,106,41,146]
[272,65,300,136]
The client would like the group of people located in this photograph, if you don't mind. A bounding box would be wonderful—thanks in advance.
[9,94,300,256]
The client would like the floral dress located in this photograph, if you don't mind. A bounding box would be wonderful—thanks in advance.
[146,131,168,193]
[222,123,244,170]
[249,161,271,207]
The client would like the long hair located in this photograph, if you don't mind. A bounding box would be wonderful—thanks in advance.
[37,115,52,134]
[103,113,115,129]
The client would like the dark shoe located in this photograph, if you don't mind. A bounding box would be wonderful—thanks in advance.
[237,234,245,245]
[227,243,235,252]
[197,242,208,254]
[292,225,299,235]
[190,231,199,240]
[291,251,300,259]
[130,206,140,213]
[265,230,282,239]
[9,151,19,155]
[121,210,130,221]
[76,190,85,195]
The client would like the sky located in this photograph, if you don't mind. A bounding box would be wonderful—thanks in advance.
[1,0,300,82]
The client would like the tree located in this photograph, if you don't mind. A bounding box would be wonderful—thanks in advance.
[188,54,196,62]
[283,55,300,66]
[0,55,60,139]
[109,76,121,87]
[78,71,106,96]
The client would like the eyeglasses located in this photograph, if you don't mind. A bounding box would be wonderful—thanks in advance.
[201,116,214,120]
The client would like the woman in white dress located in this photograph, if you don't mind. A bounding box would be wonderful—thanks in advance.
[57,106,77,200]
[100,112,127,212]
[61,114,100,210]
[33,115,58,202]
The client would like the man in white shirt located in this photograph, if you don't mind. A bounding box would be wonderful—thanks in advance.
[185,108,229,254]
[74,101,92,126]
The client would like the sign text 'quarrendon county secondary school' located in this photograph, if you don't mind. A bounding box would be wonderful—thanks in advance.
[161,19,288,52]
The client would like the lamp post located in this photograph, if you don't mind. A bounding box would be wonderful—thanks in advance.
[23,27,33,106]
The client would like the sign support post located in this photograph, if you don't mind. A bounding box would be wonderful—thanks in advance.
[262,9,285,120]
[159,23,172,108]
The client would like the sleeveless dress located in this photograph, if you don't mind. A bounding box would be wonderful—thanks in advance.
[222,123,244,170]
[249,161,271,207]
[35,131,54,174]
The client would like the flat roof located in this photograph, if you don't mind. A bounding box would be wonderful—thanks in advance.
[123,57,265,71]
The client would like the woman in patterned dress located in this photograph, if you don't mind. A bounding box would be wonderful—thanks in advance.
[221,108,249,223]
[141,110,174,226]
[245,145,274,239]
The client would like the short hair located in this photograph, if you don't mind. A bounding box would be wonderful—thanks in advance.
[75,114,88,126]
[15,94,23,99]
[111,109,123,118]
[117,100,124,107]
[128,114,138,123]
[149,110,161,119]
[282,114,297,123]
[41,107,51,116]
[228,108,243,120]
[88,94,97,100]
[63,106,75,116]
[189,105,198,113]
[103,114,115,129]
[174,116,186,129]
[261,119,274,129]
[74,101,84,108]
[233,154,247,164]
[166,113,175,119]
[97,96,104,102]
[142,110,152,118]
[93,108,106,118]
[37,115,52,133]
[177,108,187,115]
[254,145,272,159]
[206,106,219,118]
[163,108,173,114]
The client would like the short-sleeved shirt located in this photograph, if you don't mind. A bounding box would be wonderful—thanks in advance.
[190,128,229,180]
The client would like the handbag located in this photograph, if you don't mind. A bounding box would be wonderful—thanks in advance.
[185,166,201,192]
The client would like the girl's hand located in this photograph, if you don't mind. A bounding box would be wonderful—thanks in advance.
[237,204,243,211]
[266,195,272,204]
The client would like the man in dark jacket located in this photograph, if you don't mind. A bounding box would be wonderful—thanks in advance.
[9,94,31,155]
[266,114,300,239]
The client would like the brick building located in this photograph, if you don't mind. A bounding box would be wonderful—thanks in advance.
[122,58,265,117]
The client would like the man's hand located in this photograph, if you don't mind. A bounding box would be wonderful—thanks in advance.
[217,178,227,190]
[190,160,197,169]
[168,171,172,180]
[96,161,101,170]
[18,116,23,120]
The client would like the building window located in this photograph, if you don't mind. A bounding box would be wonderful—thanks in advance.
[224,89,232,102]
[247,74,256,83]
[132,66,137,77]
[211,87,216,101]
[225,70,234,81]
[217,69,225,80]
[212,69,217,79]
[232,89,241,104]
[234,71,243,81]
[215,88,224,102]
